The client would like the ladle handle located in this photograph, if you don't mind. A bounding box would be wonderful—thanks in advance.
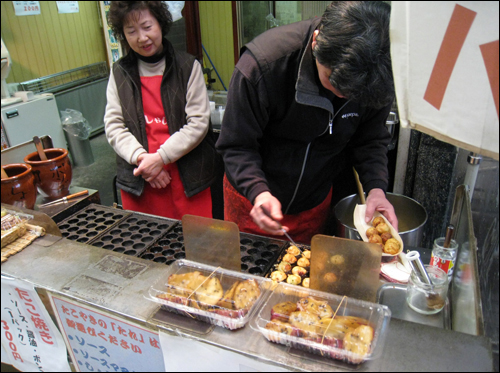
[33,136,48,161]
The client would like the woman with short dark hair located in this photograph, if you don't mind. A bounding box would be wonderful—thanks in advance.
[105,1,219,219]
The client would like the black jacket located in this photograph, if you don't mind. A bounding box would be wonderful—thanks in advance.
[112,39,220,198]
[216,18,392,214]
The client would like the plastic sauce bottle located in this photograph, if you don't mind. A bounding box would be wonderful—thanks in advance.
[430,224,458,279]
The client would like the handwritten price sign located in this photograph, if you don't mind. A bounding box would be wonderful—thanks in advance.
[50,295,165,372]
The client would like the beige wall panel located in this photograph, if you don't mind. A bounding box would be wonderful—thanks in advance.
[1,1,107,84]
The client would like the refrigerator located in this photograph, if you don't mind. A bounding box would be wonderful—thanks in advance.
[1,93,67,150]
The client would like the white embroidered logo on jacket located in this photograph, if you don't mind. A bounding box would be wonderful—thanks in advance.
[342,113,359,119]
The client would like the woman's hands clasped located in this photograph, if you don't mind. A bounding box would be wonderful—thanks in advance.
[134,153,171,188]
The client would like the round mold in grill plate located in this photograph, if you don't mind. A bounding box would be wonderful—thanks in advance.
[133,243,145,250]
[238,232,289,276]
[59,206,178,257]
[57,204,133,245]
[174,252,185,259]
[249,267,263,275]
[89,213,178,257]
[150,246,162,253]
[142,253,155,260]
[139,222,183,264]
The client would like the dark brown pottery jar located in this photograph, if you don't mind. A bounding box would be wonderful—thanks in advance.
[24,148,72,199]
[1,163,37,209]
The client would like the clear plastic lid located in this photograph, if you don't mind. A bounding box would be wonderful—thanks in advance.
[146,259,272,330]
[250,282,391,364]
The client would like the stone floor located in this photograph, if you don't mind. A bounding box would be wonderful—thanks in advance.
[71,132,118,207]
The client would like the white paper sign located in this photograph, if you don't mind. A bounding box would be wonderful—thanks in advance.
[50,295,165,372]
[12,1,41,16]
[390,2,499,160]
[56,1,79,14]
[159,330,292,372]
[1,276,72,372]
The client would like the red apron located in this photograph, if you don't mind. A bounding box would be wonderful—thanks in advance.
[121,75,212,220]
[223,174,332,245]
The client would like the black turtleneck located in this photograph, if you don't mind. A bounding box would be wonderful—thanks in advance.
[135,42,166,63]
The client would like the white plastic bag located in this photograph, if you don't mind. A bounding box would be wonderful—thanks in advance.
[60,109,92,140]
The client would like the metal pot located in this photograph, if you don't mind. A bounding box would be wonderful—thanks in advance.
[333,193,427,248]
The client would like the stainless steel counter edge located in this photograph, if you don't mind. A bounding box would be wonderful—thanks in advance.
[1,237,494,372]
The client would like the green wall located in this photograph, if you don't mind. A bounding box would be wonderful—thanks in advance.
[199,1,235,91]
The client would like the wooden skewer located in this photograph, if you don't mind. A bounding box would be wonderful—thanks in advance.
[33,136,48,161]
[38,190,89,207]
[353,167,366,204]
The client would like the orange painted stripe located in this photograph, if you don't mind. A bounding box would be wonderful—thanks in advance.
[480,40,499,119]
[424,4,476,110]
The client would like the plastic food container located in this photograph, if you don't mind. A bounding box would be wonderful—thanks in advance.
[250,282,391,364]
[147,259,272,330]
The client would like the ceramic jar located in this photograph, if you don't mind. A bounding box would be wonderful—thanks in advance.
[24,148,72,199]
[1,163,37,209]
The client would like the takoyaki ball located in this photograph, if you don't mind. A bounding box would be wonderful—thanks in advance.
[380,232,393,244]
[302,250,311,259]
[384,238,401,255]
[278,261,292,274]
[286,274,302,285]
[366,227,378,239]
[323,272,338,283]
[368,234,383,245]
[292,266,308,278]
[282,253,298,264]
[330,254,345,265]
[297,257,310,268]
[372,217,385,228]
[271,270,287,282]
[302,278,310,288]
[287,245,301,256]
[376,222,391,235]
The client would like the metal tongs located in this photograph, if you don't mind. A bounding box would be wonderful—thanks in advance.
[259,205,302,250]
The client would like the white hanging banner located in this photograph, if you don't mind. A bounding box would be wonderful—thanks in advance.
[390,1,499,160]
[1,277,72,372]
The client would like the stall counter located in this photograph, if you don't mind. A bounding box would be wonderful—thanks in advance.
[0,234,493,372]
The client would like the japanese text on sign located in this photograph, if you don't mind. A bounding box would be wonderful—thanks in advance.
[51,296,165,372]
[1,277,71,372]
[13,1,41,16]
